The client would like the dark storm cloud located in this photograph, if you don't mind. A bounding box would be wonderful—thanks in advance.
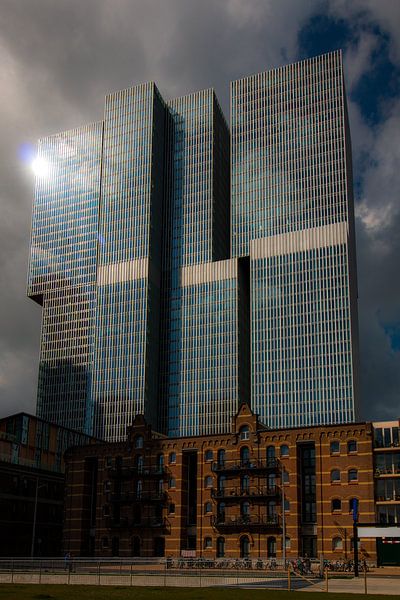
[0,0,399,420]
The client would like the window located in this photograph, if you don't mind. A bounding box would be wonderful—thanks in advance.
[241,474,250,492]
[217,449,225,467]
[105,456,113,468]
[205,449,213,461]
[135,436,144,449]
[285,536,291,550]
[104,480,111,492]
[267,445,276,460]
[331,498,342,511]
[135,454,144,472]
[168,452,176,464]
[204,537,212,549]
[282,470,289,484]
[239,425,250,441]
[284,498,290,512]
[331,469,341,483]
[218,475,226,491]
[267,536,276,557]
[241,501,250,516]
[240,446,250,465]
[240,535,250,558]
[348,469,358,482]
[330,441,340,454]
[204,502,212,514]
[205,476,213,488]
[169,478,176,489]
[157,454,164,471]
[348,440,357,453]
[332,537,343,551]
[136,480,143,498]
[169,503,175,514]
[280,444,289,457]
[102,536,109,548]
[103,505,110,516]
[217,537,225,558]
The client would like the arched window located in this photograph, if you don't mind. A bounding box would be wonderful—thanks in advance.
[332,537,343,551]
[285,536,291,550]
[218,475,226,491]
[157,479,164,494]
[168,503,175,514]
[217,449,225,467]
[204,537,212,549]
[217,536,225,558]
[241,474,250,492]
[157,454,164,471]
[135,436,144,449]
[331,498,342,511]
[240,446,250,466]
[268,473,276,490]
[241,501,250,517]
[136,480,142,499]
[135,454,144,473]
[348,440,357,453]
[240,535,250,558]
[331,469,341,483]
[267,536,276,557]
[168,452,176,464]
[205,475,213,488]
[280,444,289,457]
[204,501,212,514]
[348,469,358,482]
[169,477,176,489]
[205,449,213,461]
[284,498,290,512]
[282,470,290,484]
[330,441,340,454]
[240,425,250,441]
[218,502,226,521]
[267,500,276,519]
[267,445,275,459]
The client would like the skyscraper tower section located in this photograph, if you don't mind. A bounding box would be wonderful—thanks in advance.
[231,51,359,427]
[28,51,359,441]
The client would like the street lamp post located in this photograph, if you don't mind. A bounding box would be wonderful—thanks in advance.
[31,478,46,558]
[281,464,286,567]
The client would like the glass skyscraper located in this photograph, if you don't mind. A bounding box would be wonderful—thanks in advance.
[28,51,359,441]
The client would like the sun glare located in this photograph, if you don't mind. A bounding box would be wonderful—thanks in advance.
[32,157,49,178]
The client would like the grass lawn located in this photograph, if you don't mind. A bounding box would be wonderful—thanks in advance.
[0,586,394,600]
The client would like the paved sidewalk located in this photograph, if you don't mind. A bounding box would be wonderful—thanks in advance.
[305,575,400,595]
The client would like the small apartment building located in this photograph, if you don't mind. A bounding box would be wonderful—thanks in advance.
[0,412,96,556]
[64,405,376,561]
[373,420,400,565]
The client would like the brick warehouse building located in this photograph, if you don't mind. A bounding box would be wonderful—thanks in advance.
[63,405,377,561]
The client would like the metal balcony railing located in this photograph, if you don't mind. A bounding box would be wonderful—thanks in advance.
[211,514,280,531]
[212,458,280,473]
[211,486,280,501]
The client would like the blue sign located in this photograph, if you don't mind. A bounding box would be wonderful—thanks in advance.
[352,498,359,522]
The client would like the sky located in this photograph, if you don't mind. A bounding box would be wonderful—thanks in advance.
[0,0,399,422]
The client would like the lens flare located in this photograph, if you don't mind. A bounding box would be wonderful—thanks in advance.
[32,157,49,178]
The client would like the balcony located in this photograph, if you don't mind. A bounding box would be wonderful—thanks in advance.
[211,486,280,501]
[212,458,280,474]
[212,514,280,532]
[108,466,169,479]
[110,491,168,504]
[106,517,170,531]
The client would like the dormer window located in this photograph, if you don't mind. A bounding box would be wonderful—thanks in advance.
[240,425,250,441]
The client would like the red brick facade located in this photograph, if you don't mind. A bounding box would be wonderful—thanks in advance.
[64,406,376,560]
